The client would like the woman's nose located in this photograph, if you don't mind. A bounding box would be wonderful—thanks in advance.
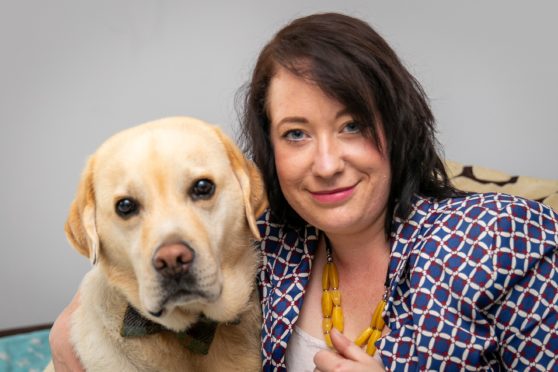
[311,137,344,178]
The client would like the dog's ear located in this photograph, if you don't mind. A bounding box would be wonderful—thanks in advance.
[64,156,100,264]
[213,127,268,240]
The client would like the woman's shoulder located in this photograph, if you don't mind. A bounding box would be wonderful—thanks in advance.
[414,192,557,229]
[442,192,557,238]
[405,193,557,304]
[406,192,558,256]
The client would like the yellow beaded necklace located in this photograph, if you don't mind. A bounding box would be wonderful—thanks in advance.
[321,236,388,356]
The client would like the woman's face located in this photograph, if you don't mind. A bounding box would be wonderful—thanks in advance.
[268,67,392,236]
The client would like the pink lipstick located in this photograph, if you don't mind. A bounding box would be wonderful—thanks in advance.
[310,186,355,204]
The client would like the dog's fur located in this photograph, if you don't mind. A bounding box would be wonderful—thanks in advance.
[45,117,265,371]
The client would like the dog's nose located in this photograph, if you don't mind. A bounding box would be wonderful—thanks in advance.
[152,243,194,278]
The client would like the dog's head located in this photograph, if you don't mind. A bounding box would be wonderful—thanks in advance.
[65,117,266,331]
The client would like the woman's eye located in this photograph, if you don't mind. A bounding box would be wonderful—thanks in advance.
[115,198,139,218]
[191,178,215,200]
[343,121,361,133]
[283,129,306,141]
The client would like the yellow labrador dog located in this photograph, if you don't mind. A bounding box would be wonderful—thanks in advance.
[45,117,265,371]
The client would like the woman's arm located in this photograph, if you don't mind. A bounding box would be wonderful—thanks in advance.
[493,202,558,369]
[49,292,85,372]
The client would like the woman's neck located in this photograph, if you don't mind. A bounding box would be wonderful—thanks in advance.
[323,222,390,273]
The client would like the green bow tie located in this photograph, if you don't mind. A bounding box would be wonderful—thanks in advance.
[120,305,219,355]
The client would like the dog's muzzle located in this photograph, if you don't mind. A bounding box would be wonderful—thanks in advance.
[148,242,217,317]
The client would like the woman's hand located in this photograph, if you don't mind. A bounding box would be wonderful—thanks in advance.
[313,329,384,371]
[49,292,85,372]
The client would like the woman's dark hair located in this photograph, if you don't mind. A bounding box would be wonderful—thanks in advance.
[239,12,460,234]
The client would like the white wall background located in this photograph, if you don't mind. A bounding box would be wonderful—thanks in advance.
[1,0,556,329]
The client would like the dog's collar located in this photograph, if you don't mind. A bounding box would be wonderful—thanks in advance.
[120,305,222,355]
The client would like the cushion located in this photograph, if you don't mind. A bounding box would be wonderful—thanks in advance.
[446,160,558,211]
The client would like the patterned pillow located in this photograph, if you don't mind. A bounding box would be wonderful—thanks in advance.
[446,160,558,211]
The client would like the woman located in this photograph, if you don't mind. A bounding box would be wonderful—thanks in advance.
[50,12,558,371]
[241,12,558,371]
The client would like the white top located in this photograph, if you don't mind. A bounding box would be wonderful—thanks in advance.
[285,326,384,371]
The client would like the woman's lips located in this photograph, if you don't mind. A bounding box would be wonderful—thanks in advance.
[310,185,356,204]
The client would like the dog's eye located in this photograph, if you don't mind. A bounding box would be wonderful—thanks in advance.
[115,198,139,218]
[191,179,215,200]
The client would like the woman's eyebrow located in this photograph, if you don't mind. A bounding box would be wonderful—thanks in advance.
[335,108,351,119]
[275,109,350,126]
[275,116,308,126]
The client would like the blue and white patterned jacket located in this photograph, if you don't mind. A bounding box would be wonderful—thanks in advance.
[256,193,558,371]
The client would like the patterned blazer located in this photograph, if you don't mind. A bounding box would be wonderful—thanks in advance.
[257,193,558,371]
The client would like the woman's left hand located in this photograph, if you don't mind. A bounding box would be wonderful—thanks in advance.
[313,329,384,371]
